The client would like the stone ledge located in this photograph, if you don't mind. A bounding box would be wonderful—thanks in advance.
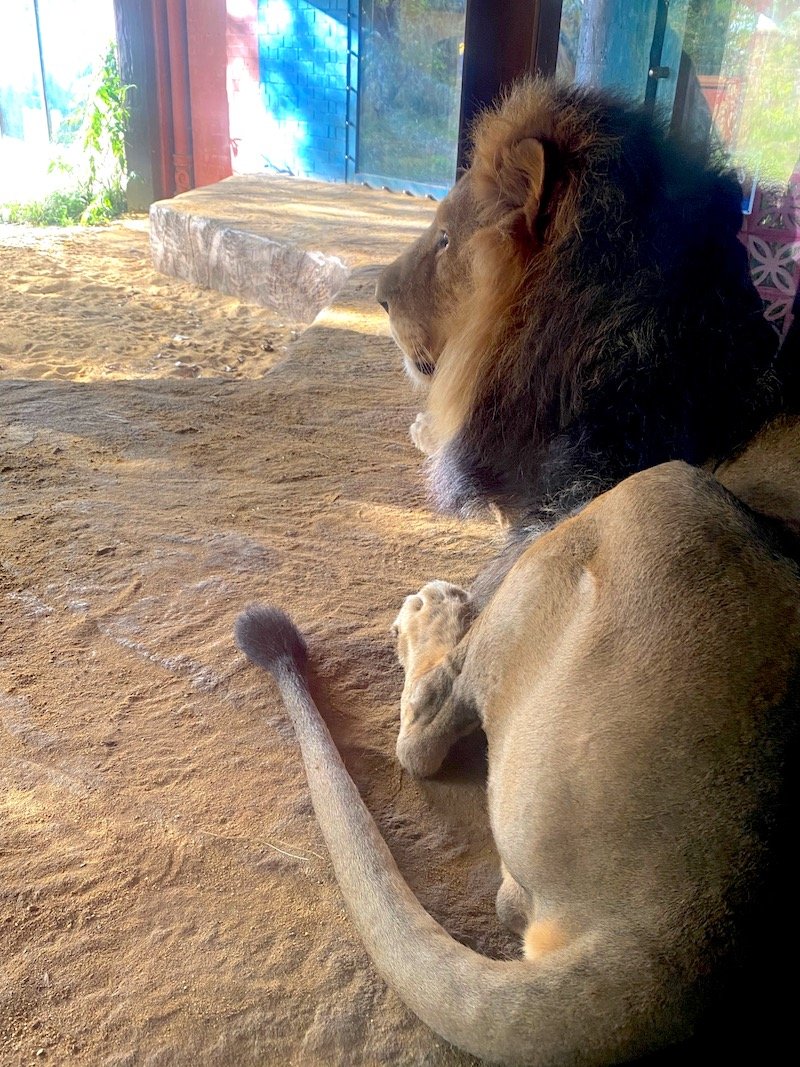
[149,174,436,322]
[149,205,349,321]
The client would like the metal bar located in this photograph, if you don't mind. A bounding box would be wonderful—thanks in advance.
[32,0,52,141]
[645,0,671,112]
[345,0,359,182]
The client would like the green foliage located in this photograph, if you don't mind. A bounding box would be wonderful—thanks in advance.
[683,2,800,185]
[684,0,736,76]
[359,1,465,185]
[4,189,87,226]
[80,42,131,216]
[732,9,800,185]
[2,43,132,227]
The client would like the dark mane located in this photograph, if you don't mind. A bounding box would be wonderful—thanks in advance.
[428,81,784,522]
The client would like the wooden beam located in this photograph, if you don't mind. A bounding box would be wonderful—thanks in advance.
[165,0,193,193]
[150,0,175,199]
[457,0,563,170]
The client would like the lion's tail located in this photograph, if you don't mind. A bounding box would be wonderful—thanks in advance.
[234,605,682,1066]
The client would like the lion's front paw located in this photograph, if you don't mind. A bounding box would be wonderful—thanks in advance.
[393,581,475,778]
[409,411,438,455]
[393,580,472,682]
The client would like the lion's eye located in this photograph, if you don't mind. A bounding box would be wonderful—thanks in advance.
[436,230,449,252]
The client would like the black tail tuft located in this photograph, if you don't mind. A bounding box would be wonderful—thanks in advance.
[234,604,308,676]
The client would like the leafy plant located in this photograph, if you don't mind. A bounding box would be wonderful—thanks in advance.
[2,43,132,226]
[682,2,800,186]
[79,42,132,223]
[4,189,90,227]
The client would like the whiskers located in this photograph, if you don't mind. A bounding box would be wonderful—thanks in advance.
[402,341,436,388]
[386,318,436,387]
[413,344,436,378]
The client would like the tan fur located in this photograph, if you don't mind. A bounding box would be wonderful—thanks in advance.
[237,454,800,1062]
[246,78,800,1065]
[715,414,800,538]
[376,79,785,523]
[376,167,527,450]
[239,459,800,1064]
[389,460,800,1061]
[524,920,570,962]
[375,80,603,451]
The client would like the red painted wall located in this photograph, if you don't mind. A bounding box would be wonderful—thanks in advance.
[185,0,232,188]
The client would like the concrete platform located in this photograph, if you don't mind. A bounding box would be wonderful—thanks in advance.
[149,175,437,321]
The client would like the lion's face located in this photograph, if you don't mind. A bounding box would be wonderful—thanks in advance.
[375,177,479,386]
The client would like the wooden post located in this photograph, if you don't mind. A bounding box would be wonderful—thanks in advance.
[457,0,563,172]
[150,0,175,198]
[165,0,194,193]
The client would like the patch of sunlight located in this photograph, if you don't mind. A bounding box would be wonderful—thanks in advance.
[0,0,116,204]
[316,304,392,335]
[228,57,270,174]
[0,138,57,204]
[259,0,293,36]
[276,201,435,228]
[258,67,308,174]
[228,0,256,17]
[3,788,44,820]
[352,500,495,540]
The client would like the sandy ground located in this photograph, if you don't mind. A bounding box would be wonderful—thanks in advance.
[0,219,512,1065]
[0,220,306,383]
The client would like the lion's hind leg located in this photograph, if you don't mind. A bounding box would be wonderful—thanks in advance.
[393,581,478,778]
[496,864,531,937]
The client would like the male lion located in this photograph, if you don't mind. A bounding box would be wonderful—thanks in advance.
[237,460,799,1064]
[375,80,789,531]
[236,83,800,1064]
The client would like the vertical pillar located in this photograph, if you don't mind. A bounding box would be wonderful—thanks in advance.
[114,0,172,205]
[165,0,194,192]
[150,0,175,198]
[457,0,541,171]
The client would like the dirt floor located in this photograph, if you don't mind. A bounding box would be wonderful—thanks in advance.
[0,219,513,1065]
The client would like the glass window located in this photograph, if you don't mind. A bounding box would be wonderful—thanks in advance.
[357,0,466,191]
[557,1,800,184]
[679,2,800,187]
[556,1,800,336]
[556,0,690,112]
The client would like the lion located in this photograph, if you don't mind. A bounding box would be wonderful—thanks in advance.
[234,82,800,1064]
[375,80,790,530]
[236,460,799,1065]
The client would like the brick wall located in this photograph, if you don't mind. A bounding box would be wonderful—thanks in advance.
[227,0,352,181]
[227,0,262,173]
[187,0,232,188]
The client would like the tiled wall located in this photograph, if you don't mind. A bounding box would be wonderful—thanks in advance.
[741,174,800,340]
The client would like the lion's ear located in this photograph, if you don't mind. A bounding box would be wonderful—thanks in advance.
[490,137,547,237]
